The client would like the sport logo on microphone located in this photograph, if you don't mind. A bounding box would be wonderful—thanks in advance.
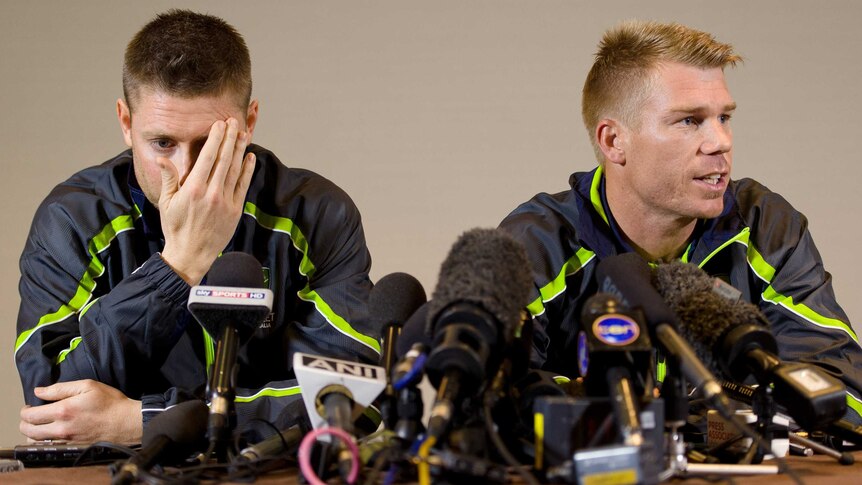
[592,314,640,346]
[193,289,267,299]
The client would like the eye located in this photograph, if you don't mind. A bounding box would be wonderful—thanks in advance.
[151,139,175,151]
[719,114,732,124]
[680,116,698,127]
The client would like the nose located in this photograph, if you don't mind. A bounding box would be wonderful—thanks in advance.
[174,144,202,182]
[701,119,732,155]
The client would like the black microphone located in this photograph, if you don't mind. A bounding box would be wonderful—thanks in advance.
[187,252,273,454]
[395,304,431,359]
[369,272,427,431]
[653,262,847,431]
[112,400,208,485]
[239,425,303,462]
[424,228,533,438]
[579,293,653,447]
[594,253,733,416]
[371,272,427,371]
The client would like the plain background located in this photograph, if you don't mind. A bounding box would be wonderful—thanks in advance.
[1,1,860,446]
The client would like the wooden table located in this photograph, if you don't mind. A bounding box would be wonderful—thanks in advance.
[4,453,860,484]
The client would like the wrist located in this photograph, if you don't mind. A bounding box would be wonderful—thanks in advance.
[159,248,215,285]
[127,399,143,445]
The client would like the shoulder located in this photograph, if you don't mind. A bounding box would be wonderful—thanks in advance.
[730,178,806,230]
[24,150,136,269]
[499,183,593,287]
[30,151,135,243]
[247,145,361,223]
[729,177,808,256]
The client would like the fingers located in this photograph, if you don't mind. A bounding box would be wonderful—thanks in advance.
[232,152,256,204]
[185,120,227,188]
[223,130,249,193]
[157,156,180,206]
[21,419,65,442]
[210,118,243,189]
[20,399,76,441]
[21,401,62,427]
[33,380,89,402]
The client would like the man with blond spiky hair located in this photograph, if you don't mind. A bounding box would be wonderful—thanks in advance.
[500,20,862,424]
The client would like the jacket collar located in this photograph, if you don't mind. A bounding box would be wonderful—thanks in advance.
[569,166,746,266]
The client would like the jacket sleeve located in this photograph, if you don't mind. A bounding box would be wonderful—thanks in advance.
[284,184,380,366]
[755,215,862,425]
[499,196,596,375]
[15,202,190,405]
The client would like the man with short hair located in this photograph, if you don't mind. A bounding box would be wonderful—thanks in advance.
[500,20,862,424]
[16,10,379,443]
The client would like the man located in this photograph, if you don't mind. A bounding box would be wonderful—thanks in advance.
[16,10,380,443]
[499,21,862,424]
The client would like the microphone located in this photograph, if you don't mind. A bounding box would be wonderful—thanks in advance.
[579,293,653,447]
[594,253,733,417]
[395,304,431,359]
[239,425,303,462]
[653,262,847,431]
[371,272,427,374]
[112,400,208,485]
[293,353,387,433]
[293,353,387,481]
[369,273,426,430]
[187,252,273,454]
[424,228,533,438]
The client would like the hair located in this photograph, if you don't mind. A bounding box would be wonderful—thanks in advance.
[582,20,741,161]
[123,9,252,110]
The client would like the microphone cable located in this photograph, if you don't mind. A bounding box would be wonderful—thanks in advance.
[482,368,541,485]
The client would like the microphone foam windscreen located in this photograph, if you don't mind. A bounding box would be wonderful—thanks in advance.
[207,252,265,288]
[653,262,769,377]
[370,272,427,330]
[143,399,209,448]
[427,228,533,337]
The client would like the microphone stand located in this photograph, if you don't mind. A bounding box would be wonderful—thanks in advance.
[659,358,780,479]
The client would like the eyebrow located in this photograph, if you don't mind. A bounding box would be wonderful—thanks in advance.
[142,132,210,144]
[668,102,737,115]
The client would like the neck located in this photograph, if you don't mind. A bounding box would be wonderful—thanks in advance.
[606,188,697,263]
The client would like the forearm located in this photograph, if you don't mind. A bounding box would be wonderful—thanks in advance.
[17,254,191,402]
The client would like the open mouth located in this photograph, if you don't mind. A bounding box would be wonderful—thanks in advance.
[698,174,722,185]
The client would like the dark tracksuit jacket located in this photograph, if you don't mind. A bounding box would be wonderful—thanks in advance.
[15,144,380,429]
[499,166,862,425]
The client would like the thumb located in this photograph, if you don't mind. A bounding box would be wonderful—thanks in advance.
[34,380,88,401]
[157,157,179,206]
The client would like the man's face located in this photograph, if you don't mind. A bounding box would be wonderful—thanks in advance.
[616,62,736,222]
[117,89,257,208]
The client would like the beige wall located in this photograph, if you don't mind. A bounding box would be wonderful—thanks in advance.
[2,1,860,445]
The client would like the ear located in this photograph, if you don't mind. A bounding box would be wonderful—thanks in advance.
[596,118,626,166]
[245,99,259,143]
[117,98,133,147]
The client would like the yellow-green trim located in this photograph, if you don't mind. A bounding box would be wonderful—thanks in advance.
[243,202,381,354]
[203,329,215,375]
[697,227,751,269]
[79,297,100,319]
[744,241,858,342]
[697,227,856,340]
[656,359,666,383]
[761,285,857,341]
[235,385,302,403]
[589,166,609,226]
[552,375,571,385]
[298,288,382,352]
[846,393,862,421]
[15,211,140,355]
[527,248,596,317]
[55,337,83,364]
